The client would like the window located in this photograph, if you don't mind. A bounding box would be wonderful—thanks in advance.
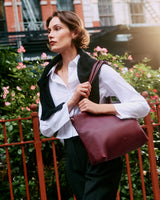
[98,0,114,26]
[56,0,74,11]
[0,0,6,32]
[130,2,145,24]
[21,0,42,30]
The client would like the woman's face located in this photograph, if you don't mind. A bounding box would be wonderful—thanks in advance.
[48,17,75,54]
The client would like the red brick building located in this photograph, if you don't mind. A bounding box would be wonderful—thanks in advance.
[1,0,160,67]
[1,0,100,32]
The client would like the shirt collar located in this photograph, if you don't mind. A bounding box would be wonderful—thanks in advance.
[47,54,80,76]
[71,54,80,66]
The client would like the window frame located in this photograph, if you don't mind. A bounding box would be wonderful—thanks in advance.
[98,0,114,26]
[129,2,145,25]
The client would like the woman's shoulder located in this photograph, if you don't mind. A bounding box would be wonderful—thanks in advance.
[99,61,126,85]
[100,61,118,75]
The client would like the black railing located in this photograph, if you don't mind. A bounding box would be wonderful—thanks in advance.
[0,26,119,48]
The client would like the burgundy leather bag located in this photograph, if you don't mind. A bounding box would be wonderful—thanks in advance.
[71,60,148,165]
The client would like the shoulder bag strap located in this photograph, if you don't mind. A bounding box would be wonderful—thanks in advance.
[88,60,111,103]
[89,60,107,84]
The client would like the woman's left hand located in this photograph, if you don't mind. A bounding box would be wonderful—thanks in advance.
[78,98,99,114]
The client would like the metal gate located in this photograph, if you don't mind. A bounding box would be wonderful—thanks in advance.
[0,101,160,200]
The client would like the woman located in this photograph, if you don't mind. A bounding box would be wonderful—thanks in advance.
[38,10,150,200]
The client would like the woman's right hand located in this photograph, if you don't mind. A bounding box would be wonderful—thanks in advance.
[67,81,91,112]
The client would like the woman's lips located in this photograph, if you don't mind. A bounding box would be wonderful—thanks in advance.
[50,41,56,45]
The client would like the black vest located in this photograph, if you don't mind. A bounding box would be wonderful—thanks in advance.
[37,49,100,120]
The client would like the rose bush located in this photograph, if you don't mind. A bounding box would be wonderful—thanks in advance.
[0,47,49,118]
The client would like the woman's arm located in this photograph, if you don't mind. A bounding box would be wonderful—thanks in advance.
[78,64,150,119]
[78,98,118,115]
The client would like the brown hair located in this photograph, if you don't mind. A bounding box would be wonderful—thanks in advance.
[46,10,90,49]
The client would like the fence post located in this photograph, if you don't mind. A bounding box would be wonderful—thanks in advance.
[30,104,47,200]
[1,119,14,200]
[155,102,160,137]
[125,154,134,200]
[137,148,147,200]
[144,112,160,200]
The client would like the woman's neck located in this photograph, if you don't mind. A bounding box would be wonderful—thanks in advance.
[61,47,78,69]
[55,47,78,87]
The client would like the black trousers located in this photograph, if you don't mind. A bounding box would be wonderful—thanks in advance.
[64,136,123,200]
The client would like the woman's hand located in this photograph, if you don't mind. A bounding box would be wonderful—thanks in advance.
[79,98,119,115]
[67,81,91,112]
[78,98,99,114]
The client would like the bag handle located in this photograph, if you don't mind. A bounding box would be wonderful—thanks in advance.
[89,60,107,84]
[88,60,111,103]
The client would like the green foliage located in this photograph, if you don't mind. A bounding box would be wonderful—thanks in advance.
[0,46,160,199]
[93,46,160,100]
[0,49,45,118]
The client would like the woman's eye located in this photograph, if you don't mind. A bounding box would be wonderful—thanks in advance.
[55,26,61,31]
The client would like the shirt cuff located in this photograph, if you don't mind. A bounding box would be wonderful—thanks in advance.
[114,101,150,119]
[39,103,70,137]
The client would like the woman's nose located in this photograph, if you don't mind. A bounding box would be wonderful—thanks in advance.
[48,31,54,38]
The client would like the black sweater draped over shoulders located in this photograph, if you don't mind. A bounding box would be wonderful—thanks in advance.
[37,49,100,120]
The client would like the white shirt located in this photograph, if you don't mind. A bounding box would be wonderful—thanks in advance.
[38,55,150,139]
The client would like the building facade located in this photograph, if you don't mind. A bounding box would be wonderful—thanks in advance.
[1,0,160,32]
[1,0,160,67]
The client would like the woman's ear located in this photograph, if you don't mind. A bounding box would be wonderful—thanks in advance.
[72,31,78,39]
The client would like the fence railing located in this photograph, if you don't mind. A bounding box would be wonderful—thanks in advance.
[0,101,160,200]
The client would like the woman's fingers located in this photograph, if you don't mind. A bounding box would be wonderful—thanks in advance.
[78,98,91,112]
[78,98,99,114]
[69,82,91,106]
[80,82,91,97]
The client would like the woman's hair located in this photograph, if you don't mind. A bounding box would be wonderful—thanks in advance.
[46,10,90,49]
